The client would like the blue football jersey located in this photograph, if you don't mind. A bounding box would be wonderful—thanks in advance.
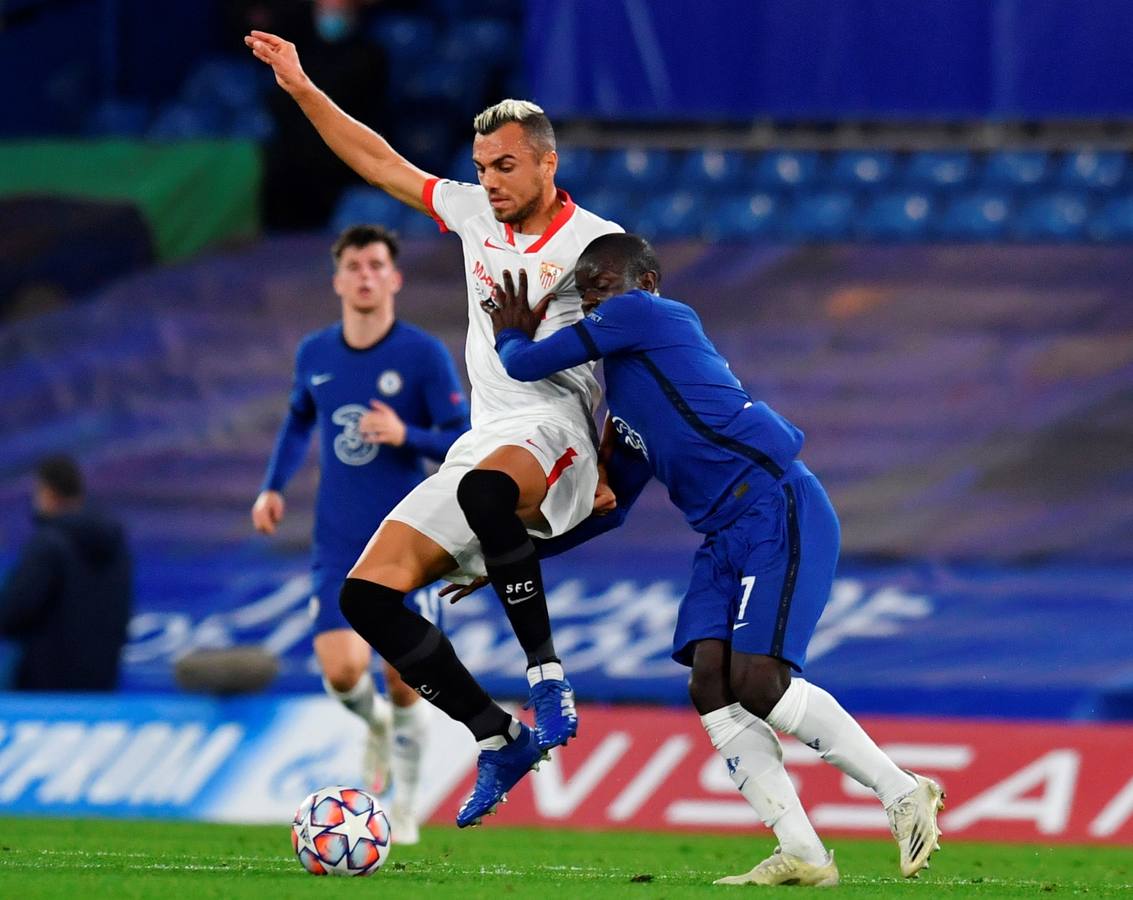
[263,321,469,566]
[497,289,803,533]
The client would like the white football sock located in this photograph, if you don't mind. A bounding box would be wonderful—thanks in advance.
[701,703,828,865]
[323,671,391,732]
[766,679,916,808]
[477,718,522,752]
[391,699,429,815]
[527,661,565,686]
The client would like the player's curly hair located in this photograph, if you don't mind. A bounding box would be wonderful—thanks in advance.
[331,224,400,265]
[473,99,556,155]
[580,233,663,289]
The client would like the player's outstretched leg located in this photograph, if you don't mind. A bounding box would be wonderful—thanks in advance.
[765,678,944,877]
[340,576,543,827]
[457,467,578,751]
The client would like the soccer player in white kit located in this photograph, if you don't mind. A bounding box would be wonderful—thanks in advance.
[246,30,621,826]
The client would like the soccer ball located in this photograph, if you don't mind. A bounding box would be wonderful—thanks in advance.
[291,786,392,876]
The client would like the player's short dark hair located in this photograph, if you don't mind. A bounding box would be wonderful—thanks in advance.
[473,99,556,156]
[36,454,83,499]
[331,224,401,265]
[579,233,662,288]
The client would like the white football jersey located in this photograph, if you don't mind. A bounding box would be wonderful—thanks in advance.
[423,178,622,437]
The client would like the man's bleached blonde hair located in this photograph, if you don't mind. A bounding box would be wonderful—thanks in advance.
[473,99,556,155]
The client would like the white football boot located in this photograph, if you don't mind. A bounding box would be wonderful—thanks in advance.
[886,772,945,878]
[714,848,839,887]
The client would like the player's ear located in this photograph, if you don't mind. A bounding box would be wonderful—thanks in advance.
[639,271,660,294]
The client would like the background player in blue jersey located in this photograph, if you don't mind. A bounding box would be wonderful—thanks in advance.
[252,224,470,844]
[482,233,944,886]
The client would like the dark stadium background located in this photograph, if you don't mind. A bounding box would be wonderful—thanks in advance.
[1,0,1131,846]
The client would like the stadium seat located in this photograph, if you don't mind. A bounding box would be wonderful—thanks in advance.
[393,118,458,176]
[146,102,223,140]
[859,192,934,240]
[751,150,822,190]
[828,150,897,189]
[937,191,1013,240]
[785,191,855,239]
[438,19,516,67]
[676,149,746,193]
[903,150,975,189]
[579,189,637,226]
[553,146,595,190]
[1058,150,1126,191]
[446,142,477,182]
[368,15,438,68]
[635,192,707,240]
[331,187,408,234]
[982,150,1052,189]
[1013,192,1091,240]
[226,107,274,140]
[84,100,151,137]
[597,148,674,192]
[182,58,265,113]
[399,60,487,119]
[709,192,781,240]
[1087,195,1133,240]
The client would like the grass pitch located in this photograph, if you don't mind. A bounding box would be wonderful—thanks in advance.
[0,818,1129,898]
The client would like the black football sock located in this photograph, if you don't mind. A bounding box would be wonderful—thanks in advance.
[456,469,559,668]
[339,578,512,741]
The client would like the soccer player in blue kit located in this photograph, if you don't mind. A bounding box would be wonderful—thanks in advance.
[483,233,944,886]
[252,225,469,844]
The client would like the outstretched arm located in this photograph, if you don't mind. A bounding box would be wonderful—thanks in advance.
[245,30,431,211]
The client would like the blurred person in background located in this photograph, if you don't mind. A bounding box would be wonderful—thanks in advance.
[252,223,470,843]
[0,455,132,692]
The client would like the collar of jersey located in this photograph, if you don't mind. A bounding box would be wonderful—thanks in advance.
[500,189,576,253]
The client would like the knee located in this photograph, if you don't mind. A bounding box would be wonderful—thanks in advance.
[456,469,519,527]
[322,658,368,693]
[731,657,791,720]
[384,665,418,706]
[338,577,401,630]
[688,666,731,715]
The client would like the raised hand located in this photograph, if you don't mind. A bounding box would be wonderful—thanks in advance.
[244,30,311,96]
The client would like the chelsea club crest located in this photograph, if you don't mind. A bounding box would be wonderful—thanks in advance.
[377,370,403,396]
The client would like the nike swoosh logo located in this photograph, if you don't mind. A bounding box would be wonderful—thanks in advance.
[311,373,334,385]
[483,237,510,251]
[507,593,538,605]
[733,622,750,630]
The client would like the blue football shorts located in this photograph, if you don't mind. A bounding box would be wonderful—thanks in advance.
[672,461,840,672]
[310,560,444,636]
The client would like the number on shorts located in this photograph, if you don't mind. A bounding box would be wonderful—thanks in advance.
[738,575,756,621]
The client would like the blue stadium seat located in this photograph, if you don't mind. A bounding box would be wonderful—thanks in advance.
[182,58,265,113]
[1058,150,1126,191]
[579,189,637,225]
[146,103,223,140]
[84,100,150,137]
[635,192,706,240]
[903,150,975,189]
[438,19,516,67]
[828,150,897,189]
[937,191,1013,240]
[785,191,855,239]
[331,188,407,234]
[982,150,1052,189]
[1013,192,1091,240]
[368,15,438,67]
[859,192,934,240]
[393,119,457,176]
[446,142,477,182]
[596,148,674,192]
[751,150,822,190]
[709,193,781,239]
[399,59,487,120]
[226,106,274,140]
[400,210,448,237]
[1088,196,1133,240]
[553,147,595,190]
[676,150,746,193]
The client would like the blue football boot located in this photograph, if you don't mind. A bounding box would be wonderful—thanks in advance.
[455,722,545,828]
[525,662,579,751]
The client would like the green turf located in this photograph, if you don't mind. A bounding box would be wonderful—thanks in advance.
[0,818,1129,898]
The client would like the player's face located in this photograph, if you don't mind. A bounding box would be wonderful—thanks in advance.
[333,241,402,314]
[575,263,629,314]
[472,122,555,226]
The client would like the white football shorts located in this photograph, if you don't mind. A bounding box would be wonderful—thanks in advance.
[384,417,598,581]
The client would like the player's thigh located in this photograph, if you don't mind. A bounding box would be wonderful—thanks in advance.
[349,519,458,592]
[314,628,372,689]
[730,475,840,672]
[688,638,734,715]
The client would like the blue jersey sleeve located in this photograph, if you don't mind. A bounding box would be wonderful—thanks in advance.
[497,290,651,382]
[261,348,317,493]
[402,340,470,462]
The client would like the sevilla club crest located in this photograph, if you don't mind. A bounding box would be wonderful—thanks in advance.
[539,261,564,291]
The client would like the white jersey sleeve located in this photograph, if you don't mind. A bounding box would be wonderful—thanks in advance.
[423,179,490,234]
